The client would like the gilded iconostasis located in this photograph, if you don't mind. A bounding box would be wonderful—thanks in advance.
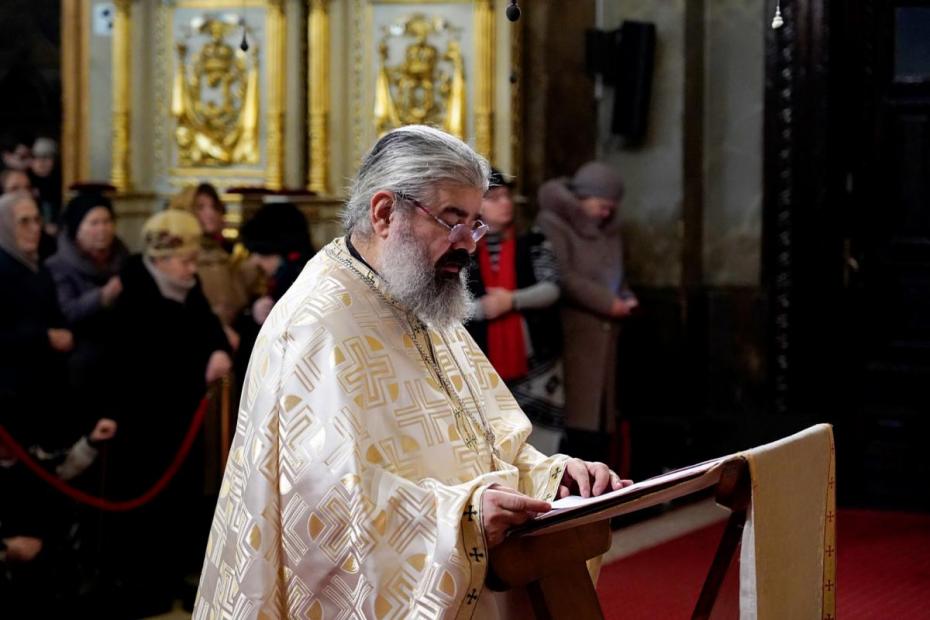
[62,0,521,247]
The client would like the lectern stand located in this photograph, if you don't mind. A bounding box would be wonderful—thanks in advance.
[488,520,612,619]
[487,423,836,619]
[486,457,741,620]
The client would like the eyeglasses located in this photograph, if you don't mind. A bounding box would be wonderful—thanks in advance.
[396,192,489,244]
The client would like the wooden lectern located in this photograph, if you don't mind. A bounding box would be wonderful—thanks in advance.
[487,424,836,619]
[486,457,742,619]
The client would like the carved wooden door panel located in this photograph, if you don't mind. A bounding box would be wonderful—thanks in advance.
[845,0,930,507]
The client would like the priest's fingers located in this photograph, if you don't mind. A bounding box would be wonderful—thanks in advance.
[487,483,524,496]
[611,474,634,491]
[491,490,551,515]
[563,459,592,498]
[558,484,571,499]
[482,489,550,548]
[588,461,612,496]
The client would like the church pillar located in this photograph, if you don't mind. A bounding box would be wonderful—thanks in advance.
[111,0,133,191]
[475,0,495,161]
[61,0,90,192]
[266,0,287,190]
[308,0,331,194]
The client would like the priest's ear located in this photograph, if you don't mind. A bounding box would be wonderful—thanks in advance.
[369,190,395,240]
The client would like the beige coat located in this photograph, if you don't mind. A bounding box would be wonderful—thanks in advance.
[196,237,258,326]
[536,179,627,433]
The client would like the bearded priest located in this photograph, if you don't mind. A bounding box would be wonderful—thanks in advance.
[194,125,631,619]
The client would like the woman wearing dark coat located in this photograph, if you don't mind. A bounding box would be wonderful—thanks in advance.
[0,191,75,445]
[96,209,232,617]
[46,194,129,428]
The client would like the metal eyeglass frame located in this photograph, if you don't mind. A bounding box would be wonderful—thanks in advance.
[395,192,489,244]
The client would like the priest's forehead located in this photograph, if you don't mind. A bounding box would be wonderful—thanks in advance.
[420,183,484,222]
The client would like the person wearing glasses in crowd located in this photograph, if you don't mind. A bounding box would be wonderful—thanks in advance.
[195,125,631,619]
[465,168,566,455]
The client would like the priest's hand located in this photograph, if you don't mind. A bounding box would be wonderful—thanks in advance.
[558,459,633,499]
[481,484,551,548]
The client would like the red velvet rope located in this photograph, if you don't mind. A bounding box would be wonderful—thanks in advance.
[0,395,210,512]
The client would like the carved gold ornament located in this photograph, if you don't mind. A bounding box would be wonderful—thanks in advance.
[171,15,260,167]
[374,14,466,139]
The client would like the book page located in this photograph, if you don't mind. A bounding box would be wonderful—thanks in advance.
[543,456,728,517]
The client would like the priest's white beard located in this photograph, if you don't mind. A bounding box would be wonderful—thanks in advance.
[380,222,473,328]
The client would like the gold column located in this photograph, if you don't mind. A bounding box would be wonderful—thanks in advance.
[308,0,331,194]
[265,0,287,190]
[474,0,495,161]
[61,0,90,191]
[510,9,523,191]
[111,0,133,191]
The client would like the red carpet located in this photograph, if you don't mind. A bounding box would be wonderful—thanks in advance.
[597,509,930,619]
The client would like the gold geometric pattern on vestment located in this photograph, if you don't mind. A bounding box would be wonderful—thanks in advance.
[281,494,312,565]
[278,403,325,492]
[392,379,454,447]
[335,336,399,410]
[292,276,353,324]
[370,435,424,480]
[309,481,377,567]
[458,334,500,391]
[386,486,438,554]
[290,325,330,395]
[322,573,374,620]
[283,566,317,619]
[411,562,459,618]
[375,558,424,619]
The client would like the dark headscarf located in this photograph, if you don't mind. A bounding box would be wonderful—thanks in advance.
[63,193,114,240]
[240,202,314,257]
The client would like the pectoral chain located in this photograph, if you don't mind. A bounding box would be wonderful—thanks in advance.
[333,246,500,467]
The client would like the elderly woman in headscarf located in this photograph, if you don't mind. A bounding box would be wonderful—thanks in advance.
[0,191,75,442]
[537,161,639,468]
[169,183,257,351]
[97,209,232,617]
[46,194,129,419]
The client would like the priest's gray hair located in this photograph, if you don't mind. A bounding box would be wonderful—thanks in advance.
[343,125,490,238]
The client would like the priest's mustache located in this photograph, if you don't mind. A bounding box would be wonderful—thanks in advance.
[437,249,470,271]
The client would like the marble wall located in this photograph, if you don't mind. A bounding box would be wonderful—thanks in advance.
[599,0,764,288]
[703,0,764,286]
[599,0,685,288]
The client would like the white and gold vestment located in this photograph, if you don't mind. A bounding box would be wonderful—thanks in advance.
[194,237,569,619]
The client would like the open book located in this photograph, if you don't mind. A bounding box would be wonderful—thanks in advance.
[513,456,732,537]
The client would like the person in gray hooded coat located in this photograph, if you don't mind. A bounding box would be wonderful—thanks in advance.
[536,161,638,467]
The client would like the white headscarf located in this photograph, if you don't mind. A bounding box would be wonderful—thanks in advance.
[0,191,39,272]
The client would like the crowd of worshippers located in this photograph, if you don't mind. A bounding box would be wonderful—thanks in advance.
[0,131,635,617]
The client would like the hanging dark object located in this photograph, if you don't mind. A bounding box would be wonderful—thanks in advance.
[506,1,521,23]
[240,22,249,51]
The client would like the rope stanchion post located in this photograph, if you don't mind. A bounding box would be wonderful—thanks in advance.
[220,374,232,469]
